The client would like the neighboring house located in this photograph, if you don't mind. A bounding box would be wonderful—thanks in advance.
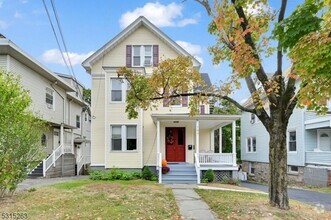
[82,16,240,184]
[0,34,91,177]
[241,74,331,187]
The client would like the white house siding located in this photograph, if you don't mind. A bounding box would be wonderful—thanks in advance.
[8,56,66,124]
[241,107,305,166]
[240,111,269,163]
[305,130,317,151]
[69,101,83,135]
[0,55,7,71]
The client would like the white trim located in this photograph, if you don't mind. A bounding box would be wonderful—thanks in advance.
[90,164,105,167]
[132,45,153,67]
[110,78,128,103]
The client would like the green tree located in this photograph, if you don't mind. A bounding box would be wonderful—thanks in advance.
[83,88,91,105]
[0,70,45,197]
[118,0,330,209]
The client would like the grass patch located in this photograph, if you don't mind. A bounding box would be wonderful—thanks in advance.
[196,189,331,220]
[303,185,331,194]
[0,179,181,219]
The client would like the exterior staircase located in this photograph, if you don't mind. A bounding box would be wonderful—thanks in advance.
[28,161,43,178]
[162,163,197,184]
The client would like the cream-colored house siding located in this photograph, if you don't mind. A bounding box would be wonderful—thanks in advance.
[91,25,182,73]
[91,76,106,165]
[199,129,212,151]
[9,56,66,124]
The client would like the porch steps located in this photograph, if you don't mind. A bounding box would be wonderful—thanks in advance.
[162,164,197,184]
[28,161,44,178]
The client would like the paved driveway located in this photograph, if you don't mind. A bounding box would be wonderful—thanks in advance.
[241,182,331,211]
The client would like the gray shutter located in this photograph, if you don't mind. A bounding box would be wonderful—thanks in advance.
[126,45,132,67]
[153,45,159,67]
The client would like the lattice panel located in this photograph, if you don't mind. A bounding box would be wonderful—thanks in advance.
[201,170,232,182]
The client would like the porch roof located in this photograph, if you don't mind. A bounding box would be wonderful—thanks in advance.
[305,116,331,130]
[151,113,240,129]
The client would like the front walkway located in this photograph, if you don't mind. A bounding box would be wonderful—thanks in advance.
[16,176,89,192]
[241,182,331,211]
[165,184,217,220]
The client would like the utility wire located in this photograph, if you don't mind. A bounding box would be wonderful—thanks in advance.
[42,0,83,100]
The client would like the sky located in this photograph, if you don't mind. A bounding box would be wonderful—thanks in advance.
[0,0,303,103]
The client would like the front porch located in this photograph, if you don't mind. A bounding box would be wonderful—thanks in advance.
[152,114,240,184]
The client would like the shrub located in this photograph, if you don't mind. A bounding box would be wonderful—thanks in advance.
[142,166,153,180]
[220,177,241,186]
[89,169,141,181]
[204,169,214,182]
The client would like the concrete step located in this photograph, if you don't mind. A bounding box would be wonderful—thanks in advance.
[167,171,196,175]
[163,180,197,184]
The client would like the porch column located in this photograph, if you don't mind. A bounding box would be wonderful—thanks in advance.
[156,120,161,184]
[232,121,237,166]
[210,129,214,152]
[196,120,200,154]
[219,127,222,154]
[71,129,74,154]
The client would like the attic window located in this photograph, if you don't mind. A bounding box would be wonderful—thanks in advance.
[132,45,153,67]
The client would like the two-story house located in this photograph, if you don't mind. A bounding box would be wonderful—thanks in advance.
[241,73,331,187]
[0,34,91,177]
[82,16,241,184]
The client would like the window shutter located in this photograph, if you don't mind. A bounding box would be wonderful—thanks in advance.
[153,45,159,67]
[126,45,132,67]
[182,95,188,107]
[163,93,169,107]
[200,105,205,114]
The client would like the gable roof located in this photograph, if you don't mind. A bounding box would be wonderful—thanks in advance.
[0,36,75,92]
[82,16,201,73]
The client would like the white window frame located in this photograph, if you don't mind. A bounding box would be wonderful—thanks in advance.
[287,130,297,153]
[246,137,256,153]
[132,45,153,67]
[288,165,299,174]
[110,124,138,152]
[45,87,54,110]
[76,115,81,129]
[110,78,129,103]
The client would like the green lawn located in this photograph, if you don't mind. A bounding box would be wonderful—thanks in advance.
[0,179,181,219]
[196,189,331,220]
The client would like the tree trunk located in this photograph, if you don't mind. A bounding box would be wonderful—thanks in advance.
[268,118,289,209]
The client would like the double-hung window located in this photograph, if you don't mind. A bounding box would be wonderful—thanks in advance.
[111,126,122,151]
[111,79,122,102]
[46,87,54,110]
[288,131,296,152]
[111,125,137,151]
[247,137,256,152]
[132,45,152,67]
[111,79,130,102]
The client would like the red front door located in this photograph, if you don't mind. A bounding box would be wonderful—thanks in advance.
[166,127,185,162]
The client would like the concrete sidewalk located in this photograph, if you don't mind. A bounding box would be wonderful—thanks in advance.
[166,184,217,220]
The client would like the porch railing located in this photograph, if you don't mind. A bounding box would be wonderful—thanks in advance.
[43,144,63,176]
[157,153,162,183]
[199,153,234,166]
[194,153,201,184]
